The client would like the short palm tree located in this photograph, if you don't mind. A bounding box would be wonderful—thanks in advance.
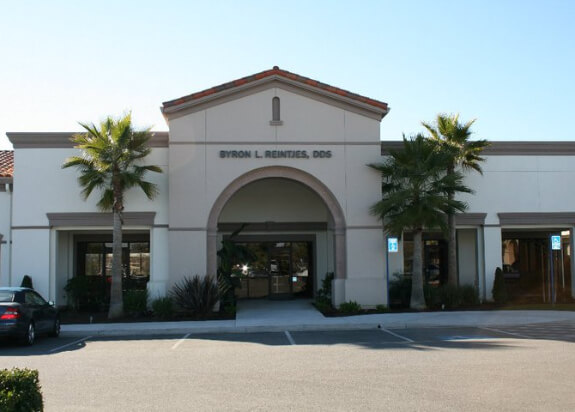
[422,114,489,286]
[370,135,471,309]
[62,113,162,319]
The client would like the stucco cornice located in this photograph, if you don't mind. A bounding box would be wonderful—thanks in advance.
[8,132,169,149]
[381,141,575,156]
[47,212,156,227]
[455,213,487,225]
[498,212,575,225]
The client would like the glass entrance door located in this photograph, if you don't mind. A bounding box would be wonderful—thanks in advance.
[269,242,292,298]
[232,240,313,300]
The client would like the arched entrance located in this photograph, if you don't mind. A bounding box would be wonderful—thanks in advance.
[206,166,346,299]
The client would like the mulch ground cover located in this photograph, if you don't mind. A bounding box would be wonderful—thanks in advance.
[60,310,235,324]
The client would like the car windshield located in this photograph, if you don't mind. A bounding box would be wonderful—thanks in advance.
[0,291,15,302]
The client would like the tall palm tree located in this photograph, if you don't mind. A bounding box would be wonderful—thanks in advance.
[422,114,489,286]
[370,135,471,309]
[62,113,162,319]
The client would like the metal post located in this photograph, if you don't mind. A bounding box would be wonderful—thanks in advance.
[561,241,565,289]
[385,236,390,307]
[550,238,555,305]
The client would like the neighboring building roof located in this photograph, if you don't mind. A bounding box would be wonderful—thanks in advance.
[381,141,575,156]
[7,132,169,149]
[162,66,389,119]
[0,151,14,178]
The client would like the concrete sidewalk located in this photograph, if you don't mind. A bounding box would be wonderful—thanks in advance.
[61,299,575,337]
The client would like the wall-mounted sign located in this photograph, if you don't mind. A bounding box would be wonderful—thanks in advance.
[387,237,399,253]
[219,150,332,159]
[551,235,561,250]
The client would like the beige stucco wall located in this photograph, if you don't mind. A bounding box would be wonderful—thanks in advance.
[167,86,386,305]
[8,146,169,302]
[0,190,12,287]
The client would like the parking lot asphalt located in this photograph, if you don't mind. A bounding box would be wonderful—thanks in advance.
[3,321,575,356]
[2,324,575,411]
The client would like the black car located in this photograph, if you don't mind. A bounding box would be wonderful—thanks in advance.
[0,287,60,345]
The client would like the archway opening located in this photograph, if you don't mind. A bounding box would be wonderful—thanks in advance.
[207,167,346,301]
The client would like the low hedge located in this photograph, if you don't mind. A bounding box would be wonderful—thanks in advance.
[0,368,43,411]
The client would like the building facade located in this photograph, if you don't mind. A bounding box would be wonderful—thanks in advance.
[2,67,574,307]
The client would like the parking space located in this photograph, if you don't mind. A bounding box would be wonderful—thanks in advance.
[290,329,406,346]
[2,321,575,356]
[0,335,87,356]
[169,326,515,350]
[2,323,574,411]
[483,321,575,342]
[172,331,292,349]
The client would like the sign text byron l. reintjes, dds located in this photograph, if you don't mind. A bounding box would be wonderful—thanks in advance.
[219,150,332,159]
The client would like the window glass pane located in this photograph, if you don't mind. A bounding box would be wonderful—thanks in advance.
[291,242,309,294]
[32,292,47,305]
[25,292,44,305]
[129,242,150,277]
[85,242,103,276]
[0,291,14,302]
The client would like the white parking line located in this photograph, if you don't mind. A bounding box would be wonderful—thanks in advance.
[284,331,296,345]
[171,333,191,350]
[480,327,531,339]
[50,336,92,353]
[379,327,414,343]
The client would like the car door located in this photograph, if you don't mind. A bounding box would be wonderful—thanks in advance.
[25,291,51,332]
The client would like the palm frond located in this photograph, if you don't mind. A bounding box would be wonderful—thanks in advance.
[63,113,162,211]
[369,133,471,236]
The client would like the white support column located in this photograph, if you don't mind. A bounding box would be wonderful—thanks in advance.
[476,227,486,300]
[148,227,170,299]
[49,228,56,302]
[571,227,575,299]
[483,226,503,301]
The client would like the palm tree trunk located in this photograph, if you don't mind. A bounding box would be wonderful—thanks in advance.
[411,229,426,309]
[447,192,458,286]
[108,209,124,319]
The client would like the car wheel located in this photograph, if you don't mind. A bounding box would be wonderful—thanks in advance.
[21,322,35,346]
[50,317,61,337]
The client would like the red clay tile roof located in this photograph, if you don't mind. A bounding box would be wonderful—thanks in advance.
[0,151,13,178]
[162,66,388,112]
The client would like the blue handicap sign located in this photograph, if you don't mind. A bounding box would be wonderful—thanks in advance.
[551,235,561,250]
[387,237,399,253]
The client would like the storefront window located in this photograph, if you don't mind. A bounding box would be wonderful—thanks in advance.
[78,240,150,282]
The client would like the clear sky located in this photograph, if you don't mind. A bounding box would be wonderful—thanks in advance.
[1,0,573,149]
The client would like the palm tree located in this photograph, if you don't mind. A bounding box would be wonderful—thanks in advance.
[422,114,489,286]
[62,113,162,319]
[370,135,471,309]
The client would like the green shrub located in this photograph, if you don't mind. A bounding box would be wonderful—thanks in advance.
[375,304,390,313]
[338,300,362,314]
[316,272,334,301]
[492,267,508,304]
[438,284,462,309]
[314,299,333,313]
[151,296,174,319]
[389,273,411,308]
[460,285,480,306]
[424,284,441,309]
[20,275,34,289]
[123,289,149,316]
[0,368,43,411]
[171,274,219,316]
[424,284,480,310]
[219,302,236,315]
[314,272,334,311]
[64,276,109,311]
